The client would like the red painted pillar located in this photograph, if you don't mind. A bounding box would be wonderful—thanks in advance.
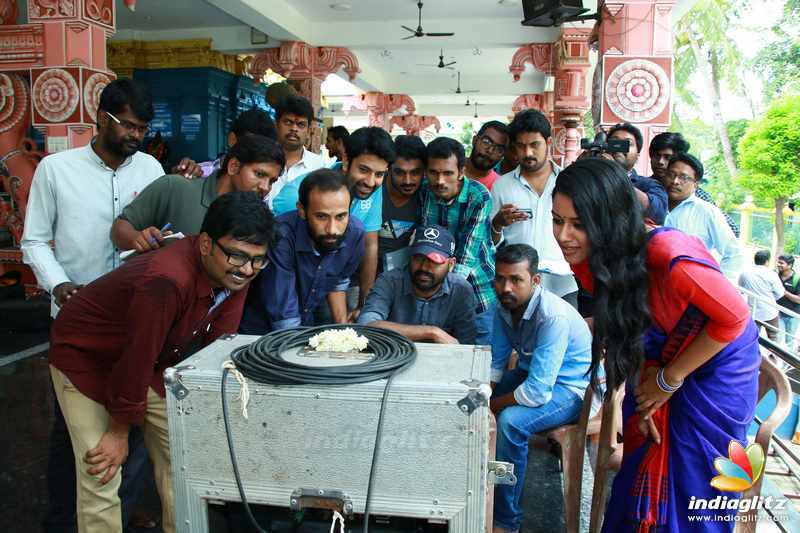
[0,0,117,286]
[594,1,675,175]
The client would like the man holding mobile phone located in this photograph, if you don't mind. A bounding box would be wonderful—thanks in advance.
[490,110,578,307]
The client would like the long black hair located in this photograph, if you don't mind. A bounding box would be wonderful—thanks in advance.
[553,157,651,394]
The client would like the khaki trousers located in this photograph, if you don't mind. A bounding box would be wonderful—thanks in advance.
[50,366,175,533]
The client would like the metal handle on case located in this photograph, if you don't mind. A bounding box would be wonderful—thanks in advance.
[488,461,518,486]
[164,365,195,400]
[289,488,353,516]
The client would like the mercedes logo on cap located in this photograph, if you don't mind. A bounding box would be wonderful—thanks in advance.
[423,228,440,240]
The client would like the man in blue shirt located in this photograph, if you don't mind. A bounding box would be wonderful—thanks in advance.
[663,153,742,279]
[489,244,592,533]
[358,225,477,344]
[271,127,395,319]
[239,169,365,333]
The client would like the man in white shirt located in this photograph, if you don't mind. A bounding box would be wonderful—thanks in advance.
[663,153,742,279]
[490,109,578,306]
[739,249,784,341]
[266,94,324,208]
[21,78,164,533]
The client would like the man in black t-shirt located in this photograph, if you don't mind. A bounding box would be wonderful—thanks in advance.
[777,254,800,348]
[379,135,426,271]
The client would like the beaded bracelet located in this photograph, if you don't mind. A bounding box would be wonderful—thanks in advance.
[656,367,682,394]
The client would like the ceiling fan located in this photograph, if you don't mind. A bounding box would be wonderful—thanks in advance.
[417,49,456,70]
[452,72,479,95]
[402,1,455,40]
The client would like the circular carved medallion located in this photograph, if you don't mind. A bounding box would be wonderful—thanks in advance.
[33,68,79,123]
[605,59,670,123]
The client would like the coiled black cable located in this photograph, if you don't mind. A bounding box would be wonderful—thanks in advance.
[221,325,417,533]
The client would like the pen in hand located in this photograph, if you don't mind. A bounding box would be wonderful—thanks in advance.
[147,223,172,245]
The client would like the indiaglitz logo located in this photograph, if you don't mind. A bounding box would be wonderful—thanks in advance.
[710,440,765,492]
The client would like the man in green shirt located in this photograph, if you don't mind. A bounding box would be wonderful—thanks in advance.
[111,135,284,253]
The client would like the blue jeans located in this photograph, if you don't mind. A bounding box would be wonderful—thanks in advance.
[475,301,497,346]
[779,313,797,348]
[493,368,584,531]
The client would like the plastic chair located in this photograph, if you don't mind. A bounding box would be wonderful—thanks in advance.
[734,356,792,533]
[586,386,625,533]
[539,382,624,533]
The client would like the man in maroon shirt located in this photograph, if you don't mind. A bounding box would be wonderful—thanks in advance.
[48,191,274,533]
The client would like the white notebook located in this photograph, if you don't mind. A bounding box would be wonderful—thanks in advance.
[120,232,186,260]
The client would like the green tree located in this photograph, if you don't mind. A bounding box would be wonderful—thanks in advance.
[674,0,746,179]
[704,119,750,209]
[752,0,800,101]
[460,121,474,156]
[738,95,800,252]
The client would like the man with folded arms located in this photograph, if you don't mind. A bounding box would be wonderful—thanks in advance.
[359,225,477,344]
[240,169,365,332]
[489,244,592,533]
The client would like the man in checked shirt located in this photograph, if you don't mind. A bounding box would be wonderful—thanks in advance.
[419,137,496,345]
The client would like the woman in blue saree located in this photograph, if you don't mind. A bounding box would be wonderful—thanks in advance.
[551,158,760,532]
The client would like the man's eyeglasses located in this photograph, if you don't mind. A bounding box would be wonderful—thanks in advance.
[213,240,269,270]
[667,171,697,184]
[106,111,150,136]
[477,135,507,155]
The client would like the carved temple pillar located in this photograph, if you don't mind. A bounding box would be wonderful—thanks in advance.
[509,30,592,167]
[552,28,592,166]
[509,43,556,124]
[0,0,117,277]
[350,92,415,131]
[390,115,441,137]
[249,41,360,152]
[594,1,675,175]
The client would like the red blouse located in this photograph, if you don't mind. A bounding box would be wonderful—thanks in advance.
[572,229,749,343]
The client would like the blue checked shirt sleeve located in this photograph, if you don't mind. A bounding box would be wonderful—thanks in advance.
[491,313,512,383]
[513,315,570,407]
[452,190,493,281]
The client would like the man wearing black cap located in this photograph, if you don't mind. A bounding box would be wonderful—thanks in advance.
[358,224,477,344]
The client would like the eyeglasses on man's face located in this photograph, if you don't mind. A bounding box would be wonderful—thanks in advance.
[106,111,150,136]
[213,240,269,270]
[477,135,507,155]
[666,171,697,184]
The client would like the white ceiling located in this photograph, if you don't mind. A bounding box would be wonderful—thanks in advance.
[294,0,527,22]
[105,0,694,118]
[114,0,241,30]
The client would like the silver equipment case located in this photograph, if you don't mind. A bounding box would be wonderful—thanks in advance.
[165,334,513,532]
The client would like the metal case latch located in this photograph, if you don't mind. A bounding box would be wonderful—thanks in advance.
[457,380,491,415]
[289,488,353,516]
[163,365,195,400]
[488,461,518,486]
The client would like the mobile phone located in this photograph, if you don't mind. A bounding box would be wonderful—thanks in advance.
[517,208,533,219]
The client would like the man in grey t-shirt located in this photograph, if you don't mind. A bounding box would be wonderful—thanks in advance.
[378,135,426,271]
[359,225,477,344]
